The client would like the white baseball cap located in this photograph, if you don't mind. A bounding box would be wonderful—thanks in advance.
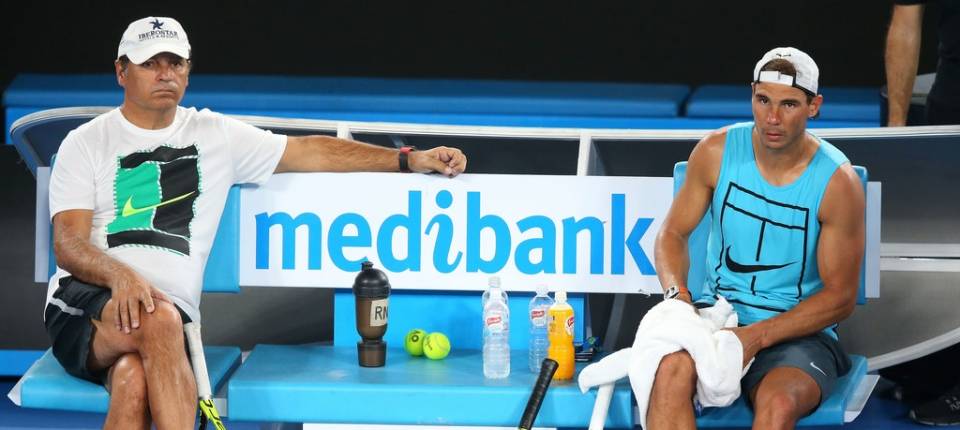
[752,47,819,95]
[117,17,191,64]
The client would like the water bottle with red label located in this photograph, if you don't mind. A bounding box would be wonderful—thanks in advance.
[483,276,510,378]
[528,284,554,372]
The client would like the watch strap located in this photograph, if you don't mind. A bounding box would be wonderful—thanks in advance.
[399,146,416,173]
[664,285,690,300]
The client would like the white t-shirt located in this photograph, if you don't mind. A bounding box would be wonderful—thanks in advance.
[47,107,287,323]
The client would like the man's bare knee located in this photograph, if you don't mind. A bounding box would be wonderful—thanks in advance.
[139,301,183,336]
[651,350,697,403]
[93,299,181,345]
[753,371,821,427]
[656,350,696,382]
[648,350,698,427]
[756,390,803,424]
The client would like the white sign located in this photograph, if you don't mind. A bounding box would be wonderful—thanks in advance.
[369,298,388,327]
[239,173,673,294]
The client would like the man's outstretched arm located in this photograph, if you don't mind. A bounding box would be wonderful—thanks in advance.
[275,135,467,177]
[732,164,865,362]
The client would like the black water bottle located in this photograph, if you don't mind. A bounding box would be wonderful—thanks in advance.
[353,261,391,367]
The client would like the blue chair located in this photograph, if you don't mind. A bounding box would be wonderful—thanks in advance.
[7,186,244,414]
[673,161,871,427]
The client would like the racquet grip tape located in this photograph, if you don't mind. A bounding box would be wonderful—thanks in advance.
[184,322,214,399]
[518,358,559,430]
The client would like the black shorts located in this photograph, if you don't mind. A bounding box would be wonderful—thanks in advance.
[43,276,190,386]
[741,332,852,408]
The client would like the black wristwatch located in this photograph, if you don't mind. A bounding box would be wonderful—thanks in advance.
[399,146,416,173]
[664,285,690,301]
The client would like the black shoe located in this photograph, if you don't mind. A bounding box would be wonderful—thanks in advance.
[893,383,955,407]
[910,386,960,426]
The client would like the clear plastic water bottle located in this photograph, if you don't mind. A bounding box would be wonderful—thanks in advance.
[528,284,554,372]
[481,280,509,309]
[483,276,510,378]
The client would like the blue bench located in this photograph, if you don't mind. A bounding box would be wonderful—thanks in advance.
[8,107,877,427]
[673,162,872,427]
[9,347,240,414]
[8,105,633,426]
[227,289,634,427]
[3,74,693,141]
[13,185,636,427]
[684,85,881,127]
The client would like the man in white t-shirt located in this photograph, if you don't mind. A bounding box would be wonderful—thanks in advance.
[45,16,467,429]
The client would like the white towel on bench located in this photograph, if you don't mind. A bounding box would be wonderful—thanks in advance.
[579,297,752,429]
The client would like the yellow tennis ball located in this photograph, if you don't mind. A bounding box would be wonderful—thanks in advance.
[405,328,427,356]
[423,332,451,360]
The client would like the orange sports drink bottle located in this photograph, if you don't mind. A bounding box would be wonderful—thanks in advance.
[547,288,575,380]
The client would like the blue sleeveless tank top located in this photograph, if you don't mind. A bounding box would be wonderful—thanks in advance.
[696,122,849,337]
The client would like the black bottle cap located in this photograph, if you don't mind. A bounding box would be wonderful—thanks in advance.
[353,261,391,299]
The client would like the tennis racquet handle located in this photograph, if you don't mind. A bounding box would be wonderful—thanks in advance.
[184,322,214,400]
[518,358,559,430]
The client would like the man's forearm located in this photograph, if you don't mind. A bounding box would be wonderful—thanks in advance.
[287,136,399,172]
[654,229,691,295]
[55,234,133,290]
[885,4,924,126]
[750,289,855,349]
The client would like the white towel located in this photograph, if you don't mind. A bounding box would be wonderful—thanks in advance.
[578,297,752,429]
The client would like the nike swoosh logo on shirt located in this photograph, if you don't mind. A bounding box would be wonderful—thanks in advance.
[810,361,827,376]
[725,246,795,273]
[121,191,196,217]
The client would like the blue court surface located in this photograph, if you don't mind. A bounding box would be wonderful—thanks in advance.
[1,378,954,429]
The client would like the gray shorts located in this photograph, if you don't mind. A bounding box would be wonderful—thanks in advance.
[741,332,852,407]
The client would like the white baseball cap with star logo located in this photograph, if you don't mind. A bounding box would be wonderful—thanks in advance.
[117,17,191,64]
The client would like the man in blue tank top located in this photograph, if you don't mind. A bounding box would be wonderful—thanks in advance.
[649,47,866,429]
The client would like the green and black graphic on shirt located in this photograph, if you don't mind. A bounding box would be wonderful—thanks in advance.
[106,145,200,255]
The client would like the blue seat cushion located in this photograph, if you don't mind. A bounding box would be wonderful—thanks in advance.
[228,344,634,427]
[696,354,868,427]
[17,346,241,413]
